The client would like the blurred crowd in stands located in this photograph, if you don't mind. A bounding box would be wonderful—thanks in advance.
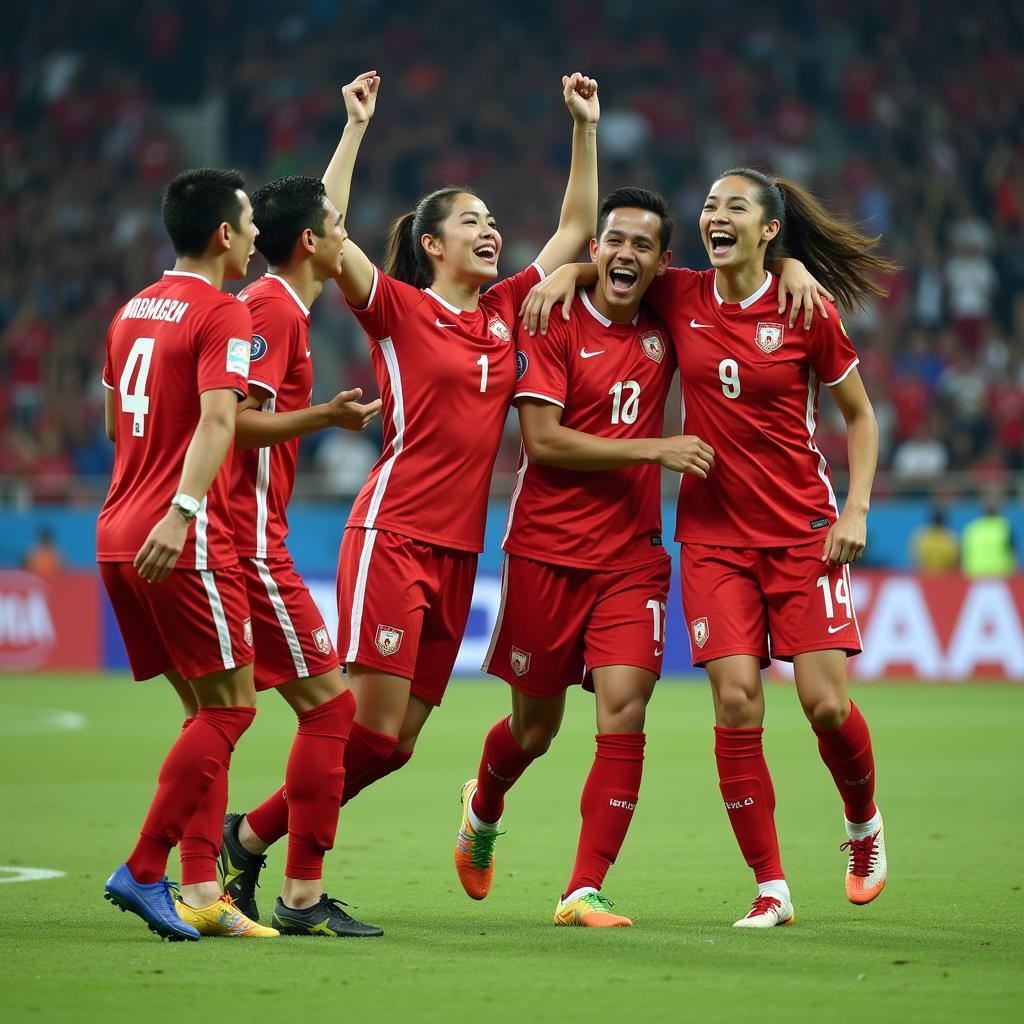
[2,0,1022,503]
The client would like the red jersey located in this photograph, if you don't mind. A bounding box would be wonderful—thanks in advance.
[503,289,676,570]
[346,264,543,553]
[97,270,251,569]
[232,274,312,558]
[644,268,859,547]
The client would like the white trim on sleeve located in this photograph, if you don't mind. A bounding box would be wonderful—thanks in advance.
[823,358,860,388]
[513,390,565,408]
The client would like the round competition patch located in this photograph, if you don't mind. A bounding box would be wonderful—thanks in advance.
[250,334,268,361]
[516,350,529,381]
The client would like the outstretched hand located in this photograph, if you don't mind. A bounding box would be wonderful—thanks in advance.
[563,72,600,125]
[325,387,382,432]
[343,70,381,126]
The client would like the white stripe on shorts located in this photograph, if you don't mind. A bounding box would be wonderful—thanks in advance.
[345,529,378,664]
[201,570,235,671]
[480,554,510,673]
[253,558,308,678]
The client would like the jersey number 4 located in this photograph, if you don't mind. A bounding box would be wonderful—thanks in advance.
[119,337,155,436]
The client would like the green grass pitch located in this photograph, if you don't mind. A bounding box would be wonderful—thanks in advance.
[0,675,1021,1023]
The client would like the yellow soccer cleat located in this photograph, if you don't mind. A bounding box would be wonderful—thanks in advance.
[553,890,632,928]
[175,893,279,937]
[454,779,503,901]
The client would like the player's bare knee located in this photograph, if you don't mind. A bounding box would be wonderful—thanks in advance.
[713,681,760,727]
[518,722,557,757]
[803,696,849,732]
[601,696,647,734]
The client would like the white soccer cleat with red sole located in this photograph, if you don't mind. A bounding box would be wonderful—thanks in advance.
[842,814,887,905]
[733,893,795,928]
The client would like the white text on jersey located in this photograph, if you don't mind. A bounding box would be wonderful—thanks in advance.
[121,297,190,324]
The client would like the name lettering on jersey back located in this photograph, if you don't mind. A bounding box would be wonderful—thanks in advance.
[120,297,190,324]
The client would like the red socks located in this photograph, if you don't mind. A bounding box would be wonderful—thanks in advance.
[341,747,411,806]
[713,726,784,883]
[471,716,535,823]
[179,717,230,886]
[813,701,877,824]
[284,689,356,880]
[338,721,400,806]
[247,786,288,846]
[564,733,645,896]
[126,705,256,884]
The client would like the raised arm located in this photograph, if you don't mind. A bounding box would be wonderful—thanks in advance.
[323,70,380,308]
[534,74,600,276]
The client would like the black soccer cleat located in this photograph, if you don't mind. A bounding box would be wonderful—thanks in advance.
[270,894,384,938]
[217,811,267,921]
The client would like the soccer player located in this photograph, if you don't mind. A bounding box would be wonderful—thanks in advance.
[525,169,895,928]
[454,187,713,927]
[99,168,275,940]
[176,156,384,936]
[318,72,604,806]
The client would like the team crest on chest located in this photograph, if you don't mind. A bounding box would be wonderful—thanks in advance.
[690,616,709,649]
[243,617,253,648]
[639,330,666,363]
[311,626,332,655]
[510,646,531,676]
[755,322,785,353]
[375,624,404,657]
[488,316,511,342]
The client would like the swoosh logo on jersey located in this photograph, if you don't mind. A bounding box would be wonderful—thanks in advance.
[827,623,849,634]
[690,319,714,329]
[436,318,458,329]
[305,349,311,357]
[580,348,605,358]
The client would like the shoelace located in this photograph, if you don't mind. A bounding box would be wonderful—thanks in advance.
[746,895,782,918]
[840,834,877,877]
[470,827,505,869]
[580,892,616,913]
[320,895,356,922]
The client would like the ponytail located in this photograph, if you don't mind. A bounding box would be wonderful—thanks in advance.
[382,185,478,288]
[383,211,422,287]
[720,167,899,311]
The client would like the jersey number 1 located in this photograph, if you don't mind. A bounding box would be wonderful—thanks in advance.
[477,354,488,393]
[119,337,155,436]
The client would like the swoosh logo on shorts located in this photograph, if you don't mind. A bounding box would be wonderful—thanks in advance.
[827,623,849,634]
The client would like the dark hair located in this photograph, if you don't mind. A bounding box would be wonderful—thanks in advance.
[251,176,329,267]
[161,168,246,258]
[596,187,673,252]
[717,167,899,311]
[383,186,479,287]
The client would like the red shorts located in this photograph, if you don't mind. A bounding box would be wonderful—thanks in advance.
[100,561,255,682]
[336,528,477,706]
[483,554,672,697]
[680,542,863,668]
[241,557,339,691]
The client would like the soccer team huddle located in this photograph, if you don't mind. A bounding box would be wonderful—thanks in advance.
[98,71,894,941]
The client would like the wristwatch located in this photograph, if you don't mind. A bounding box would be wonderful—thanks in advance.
[170,493,201,522]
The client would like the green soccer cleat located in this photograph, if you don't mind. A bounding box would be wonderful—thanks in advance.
[217,812,267,921]
[270,894,383,938]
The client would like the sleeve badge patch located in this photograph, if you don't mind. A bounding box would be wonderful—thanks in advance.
[516,350,529,381]
[250,334,268,361]
[226,338,252,376]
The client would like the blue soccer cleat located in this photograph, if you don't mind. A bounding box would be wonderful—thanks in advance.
[104,863,201,941]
